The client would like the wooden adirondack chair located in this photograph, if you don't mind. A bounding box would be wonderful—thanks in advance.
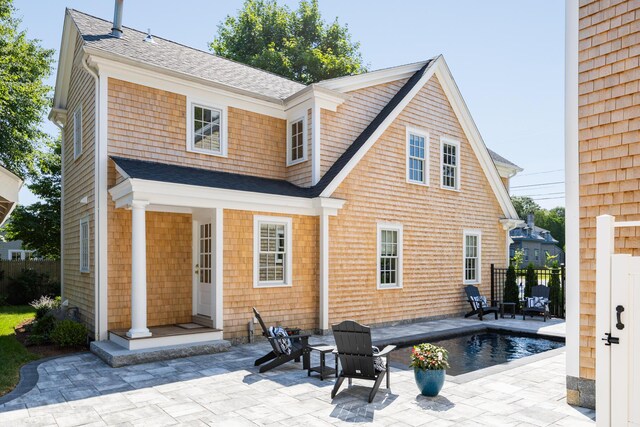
[252,307,310,373]
[331,320,396,403]
[464,285,499,320]
[522,285,551,321]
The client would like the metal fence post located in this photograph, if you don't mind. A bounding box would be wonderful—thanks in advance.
[490,263,495,303]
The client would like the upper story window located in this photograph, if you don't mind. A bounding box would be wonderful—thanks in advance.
[377,222,403,289]
[287,116,307,165]
[80,217,90,273]
[73,105,82,159]
[406,128,429,185]
[463,230,481,284]
[188,103,227,157]
[254,216,292,287]
[441,137,460,190]
[534,249,540,261]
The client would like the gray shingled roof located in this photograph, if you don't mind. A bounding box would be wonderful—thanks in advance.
[488,148,521,170]
[69,9,305,101]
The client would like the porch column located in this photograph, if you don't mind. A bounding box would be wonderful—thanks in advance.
[319,211,329,332]
[127,200,151,338]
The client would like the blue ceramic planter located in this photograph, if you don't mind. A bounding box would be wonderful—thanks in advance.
[414,368,445,396]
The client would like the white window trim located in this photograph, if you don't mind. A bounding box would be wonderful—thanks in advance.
[80,216,90,273]
[73,105,82,160]
[186,100,228,157]
[406,127,429,186]
[440,137,461,191]
[253,215,293,288]
[463,229,481,285]
[8,250,35,261]
[286,115,308,166]
[377,222,403,289]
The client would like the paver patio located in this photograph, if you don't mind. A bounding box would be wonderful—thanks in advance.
[0,318,595,426]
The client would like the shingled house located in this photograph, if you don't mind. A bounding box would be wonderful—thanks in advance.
[50,7,520,358]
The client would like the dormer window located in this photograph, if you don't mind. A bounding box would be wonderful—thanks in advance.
[287,116,307,165]
[188,102,227,157]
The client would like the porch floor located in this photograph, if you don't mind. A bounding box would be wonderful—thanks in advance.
[109,324,222,341]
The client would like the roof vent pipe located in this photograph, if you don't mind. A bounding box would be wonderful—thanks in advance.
[111,0,124,38]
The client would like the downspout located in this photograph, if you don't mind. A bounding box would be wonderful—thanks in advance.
[82,55,101,340]
[51,118,65,301]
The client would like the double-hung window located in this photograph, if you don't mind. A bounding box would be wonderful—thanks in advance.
[80,217,90,273]
[254,216,292,287]
[406,128,428,185]
[73,105,82,159]
[189,103,226,156]
[441,138,460,190]
[377,223,403,289]
[287,116,307,165]
[463,230,481,284]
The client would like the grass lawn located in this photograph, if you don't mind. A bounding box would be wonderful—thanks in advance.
[0,305,39,396]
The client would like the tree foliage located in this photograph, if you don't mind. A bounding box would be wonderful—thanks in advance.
[210,0,367,84]
[0,0,54,176]
[503,264,520,306]
[547,261,562,317]
[3,138,60,259]
[524,262,538,298]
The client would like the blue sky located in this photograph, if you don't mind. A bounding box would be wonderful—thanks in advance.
[14,0,565,208]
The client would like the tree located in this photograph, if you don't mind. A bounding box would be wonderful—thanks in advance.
[547,260,562,317]
[524,262,538,298]
[2,138,60,259]
[0,0,54,177]
[210,0,367,84]
[503,264,520,307]
[511,196,541,220]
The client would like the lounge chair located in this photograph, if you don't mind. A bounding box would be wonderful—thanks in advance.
[252,307,310,373]
[331,320,396,403]
[464,285,499,320]
[522,286,550,322]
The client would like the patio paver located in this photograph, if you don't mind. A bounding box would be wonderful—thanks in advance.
[0,318,594,426]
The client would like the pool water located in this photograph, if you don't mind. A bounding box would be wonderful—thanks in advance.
[389,332,565,376]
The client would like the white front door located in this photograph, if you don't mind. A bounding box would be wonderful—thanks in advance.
[197,222,213,318]
[610,254,640,427]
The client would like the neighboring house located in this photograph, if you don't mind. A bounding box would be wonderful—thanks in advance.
[487,149,522,193]
[0,233,34,261]
[509,214,564,267]
[0,165,23,228]
[49,7,520,353]
[566,0,640,415]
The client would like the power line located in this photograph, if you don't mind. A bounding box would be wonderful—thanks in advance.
[511,181,565,189]
[514,192,565,197]
[528,196,566,201]
[516,169,564,177]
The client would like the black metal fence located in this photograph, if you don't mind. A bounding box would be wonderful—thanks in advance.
[490,264,565,318]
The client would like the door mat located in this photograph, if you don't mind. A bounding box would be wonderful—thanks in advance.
[176,323,204,329]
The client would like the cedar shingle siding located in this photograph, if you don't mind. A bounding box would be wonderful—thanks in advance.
[578,0,640,381]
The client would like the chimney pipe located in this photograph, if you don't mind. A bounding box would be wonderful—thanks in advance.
[111,0,124,38]
[527,213,534,229]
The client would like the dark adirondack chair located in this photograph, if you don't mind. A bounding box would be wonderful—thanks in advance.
[331,320,396,403]
[252,307,310,373]
[522,286,551,322]
[464,285,499,320]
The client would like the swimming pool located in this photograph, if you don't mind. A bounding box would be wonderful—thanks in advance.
[389,330,565,376]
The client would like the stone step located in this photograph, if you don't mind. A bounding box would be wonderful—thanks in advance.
[91,339,231,368]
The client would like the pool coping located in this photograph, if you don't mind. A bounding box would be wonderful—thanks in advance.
[380,321,566,384]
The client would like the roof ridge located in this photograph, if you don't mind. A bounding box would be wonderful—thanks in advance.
[67,9,305,89]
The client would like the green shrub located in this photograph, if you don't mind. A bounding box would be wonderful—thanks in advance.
[7,269,60,305]
[548,265,562,317]
[27,334,49,346]
[524,263,538,298]
[51,320,87,347]
[503,265,520,306]
[31,313,56,340]
[30,295,61,320]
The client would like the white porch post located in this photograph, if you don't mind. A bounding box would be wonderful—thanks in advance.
[319,211,329,332]
[127,200,151,338]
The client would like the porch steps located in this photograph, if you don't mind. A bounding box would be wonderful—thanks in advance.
[90,339,231,368]
[192,315,214,328]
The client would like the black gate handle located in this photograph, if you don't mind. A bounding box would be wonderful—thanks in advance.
[616,305,625,330]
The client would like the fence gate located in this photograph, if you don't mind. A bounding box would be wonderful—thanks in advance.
[596,215,640,427]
